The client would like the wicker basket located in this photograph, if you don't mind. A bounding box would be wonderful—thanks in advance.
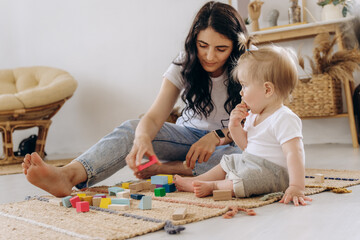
[285,73,343,117]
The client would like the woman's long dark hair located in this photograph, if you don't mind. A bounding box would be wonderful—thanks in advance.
[179,1,246,120]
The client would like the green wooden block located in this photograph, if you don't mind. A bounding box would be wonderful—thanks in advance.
[154,187,166,197]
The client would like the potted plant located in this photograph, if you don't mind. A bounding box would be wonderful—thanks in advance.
[317,0,351,20]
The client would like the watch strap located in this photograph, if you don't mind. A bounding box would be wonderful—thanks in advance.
[213,129,226,146]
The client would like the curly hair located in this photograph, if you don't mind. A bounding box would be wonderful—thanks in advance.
[178,1,247,120]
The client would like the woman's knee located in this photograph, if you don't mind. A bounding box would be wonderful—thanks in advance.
[116,119,139,133]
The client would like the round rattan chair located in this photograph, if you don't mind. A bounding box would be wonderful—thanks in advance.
[0,66,77,165]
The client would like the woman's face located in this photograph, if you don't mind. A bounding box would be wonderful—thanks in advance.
[196,27,233,78]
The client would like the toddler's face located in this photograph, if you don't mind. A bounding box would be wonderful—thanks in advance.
[239,74,266,114]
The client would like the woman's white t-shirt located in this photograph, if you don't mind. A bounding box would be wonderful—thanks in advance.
[244,105,304,168]
[163,52,230,131]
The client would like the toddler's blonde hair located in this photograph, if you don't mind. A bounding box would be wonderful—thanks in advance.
[233,34,298,100]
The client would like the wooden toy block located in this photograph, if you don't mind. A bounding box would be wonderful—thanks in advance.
[130,189,139,194]
[82,196,93,205]
[154,187,166,197]
[111,198,132,205]
[99,198,112,209]
[156,184,164,188]
[164,183,177,193]
[315,173,325,183]
[108,187,124,196]
[139,196,152,210]
[70,196,81,208]
[130,194,145,200]
[151,175,168,185]
[158,174,173,184]
[150,184,156,192]
[122,182,131,189]
[92,197,102,207]
[116,190,130,199]
[77,193,86,198]
[76,201,90,213]
[108,204,130,211]
[129,183,143,192]
[93,194,106,198]
[213,190,232,201]
[172,207,187,220]
[141,181,151,190]
[137,155,160,171]
[49,198,63,206]
[62,196,73,208]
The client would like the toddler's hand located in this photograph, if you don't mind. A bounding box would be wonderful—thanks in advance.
[229,102,249,128]
[279,185,312,206]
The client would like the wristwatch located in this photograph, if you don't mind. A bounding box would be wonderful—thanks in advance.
[212,129,226,146]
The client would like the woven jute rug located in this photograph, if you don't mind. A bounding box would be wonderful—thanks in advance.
[0,168,359,240]
[0,159,72,176]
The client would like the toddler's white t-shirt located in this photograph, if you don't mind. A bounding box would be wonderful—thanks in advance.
[244,105,304,168]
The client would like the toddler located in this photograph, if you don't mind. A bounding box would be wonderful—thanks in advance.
[174,34,312,206]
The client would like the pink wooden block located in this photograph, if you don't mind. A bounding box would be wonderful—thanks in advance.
[70,196,81,208]
[137,155,160,171]
[76,201,90,213]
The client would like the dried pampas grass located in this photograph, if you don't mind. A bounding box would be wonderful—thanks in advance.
[299,32,360,82]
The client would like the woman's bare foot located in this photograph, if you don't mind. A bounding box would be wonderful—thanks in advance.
[22,153,83,197]
[193,180,216,198]
[135,161,192,179]
[173,175,195,192]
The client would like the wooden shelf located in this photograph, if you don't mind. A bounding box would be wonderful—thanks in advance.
[301,113,349,120]
[251,19,359,148]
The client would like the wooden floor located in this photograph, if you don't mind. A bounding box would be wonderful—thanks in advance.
[1,144,360,240]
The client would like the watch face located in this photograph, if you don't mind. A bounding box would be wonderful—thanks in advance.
[215,129,225,138]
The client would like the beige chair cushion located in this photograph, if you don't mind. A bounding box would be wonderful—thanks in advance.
[0,66,77,111]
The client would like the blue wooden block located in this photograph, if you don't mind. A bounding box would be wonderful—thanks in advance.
[139,196,152,210]
[108,187,124,196]
[164,183,177,193]
[130,194,145,200]
[151,175,168,185]
[111,198,131,205]
[62,196,72,208]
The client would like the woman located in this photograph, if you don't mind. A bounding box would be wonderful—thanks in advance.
[22,1,247,197]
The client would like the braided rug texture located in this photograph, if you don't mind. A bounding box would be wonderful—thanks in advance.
[0,168,359,239]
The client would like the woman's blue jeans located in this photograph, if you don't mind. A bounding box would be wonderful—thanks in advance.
[74,119,242,189]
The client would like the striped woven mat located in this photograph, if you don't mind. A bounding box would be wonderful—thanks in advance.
[0,168,359,240]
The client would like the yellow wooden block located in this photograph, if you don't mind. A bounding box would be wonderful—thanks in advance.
[122,182,130,189]
[77,193,86,198]
[99,198,112,209]
[82,196,93,205]
[158,174,173,184]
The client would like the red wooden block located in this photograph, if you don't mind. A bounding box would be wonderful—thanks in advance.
[137,155,160,171]
[76,201,90,213]
[70,196,81,208]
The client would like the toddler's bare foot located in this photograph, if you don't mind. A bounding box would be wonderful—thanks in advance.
[173,175,195,192]
[23,153,74,197]
[193,180,215,198]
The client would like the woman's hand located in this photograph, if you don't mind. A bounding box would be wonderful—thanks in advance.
[279,185,312,206]
[229,102,249,129]
[185,132,219,169]
[125,135,155,172]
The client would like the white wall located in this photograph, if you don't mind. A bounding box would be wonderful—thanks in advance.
[0,0,358,158]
